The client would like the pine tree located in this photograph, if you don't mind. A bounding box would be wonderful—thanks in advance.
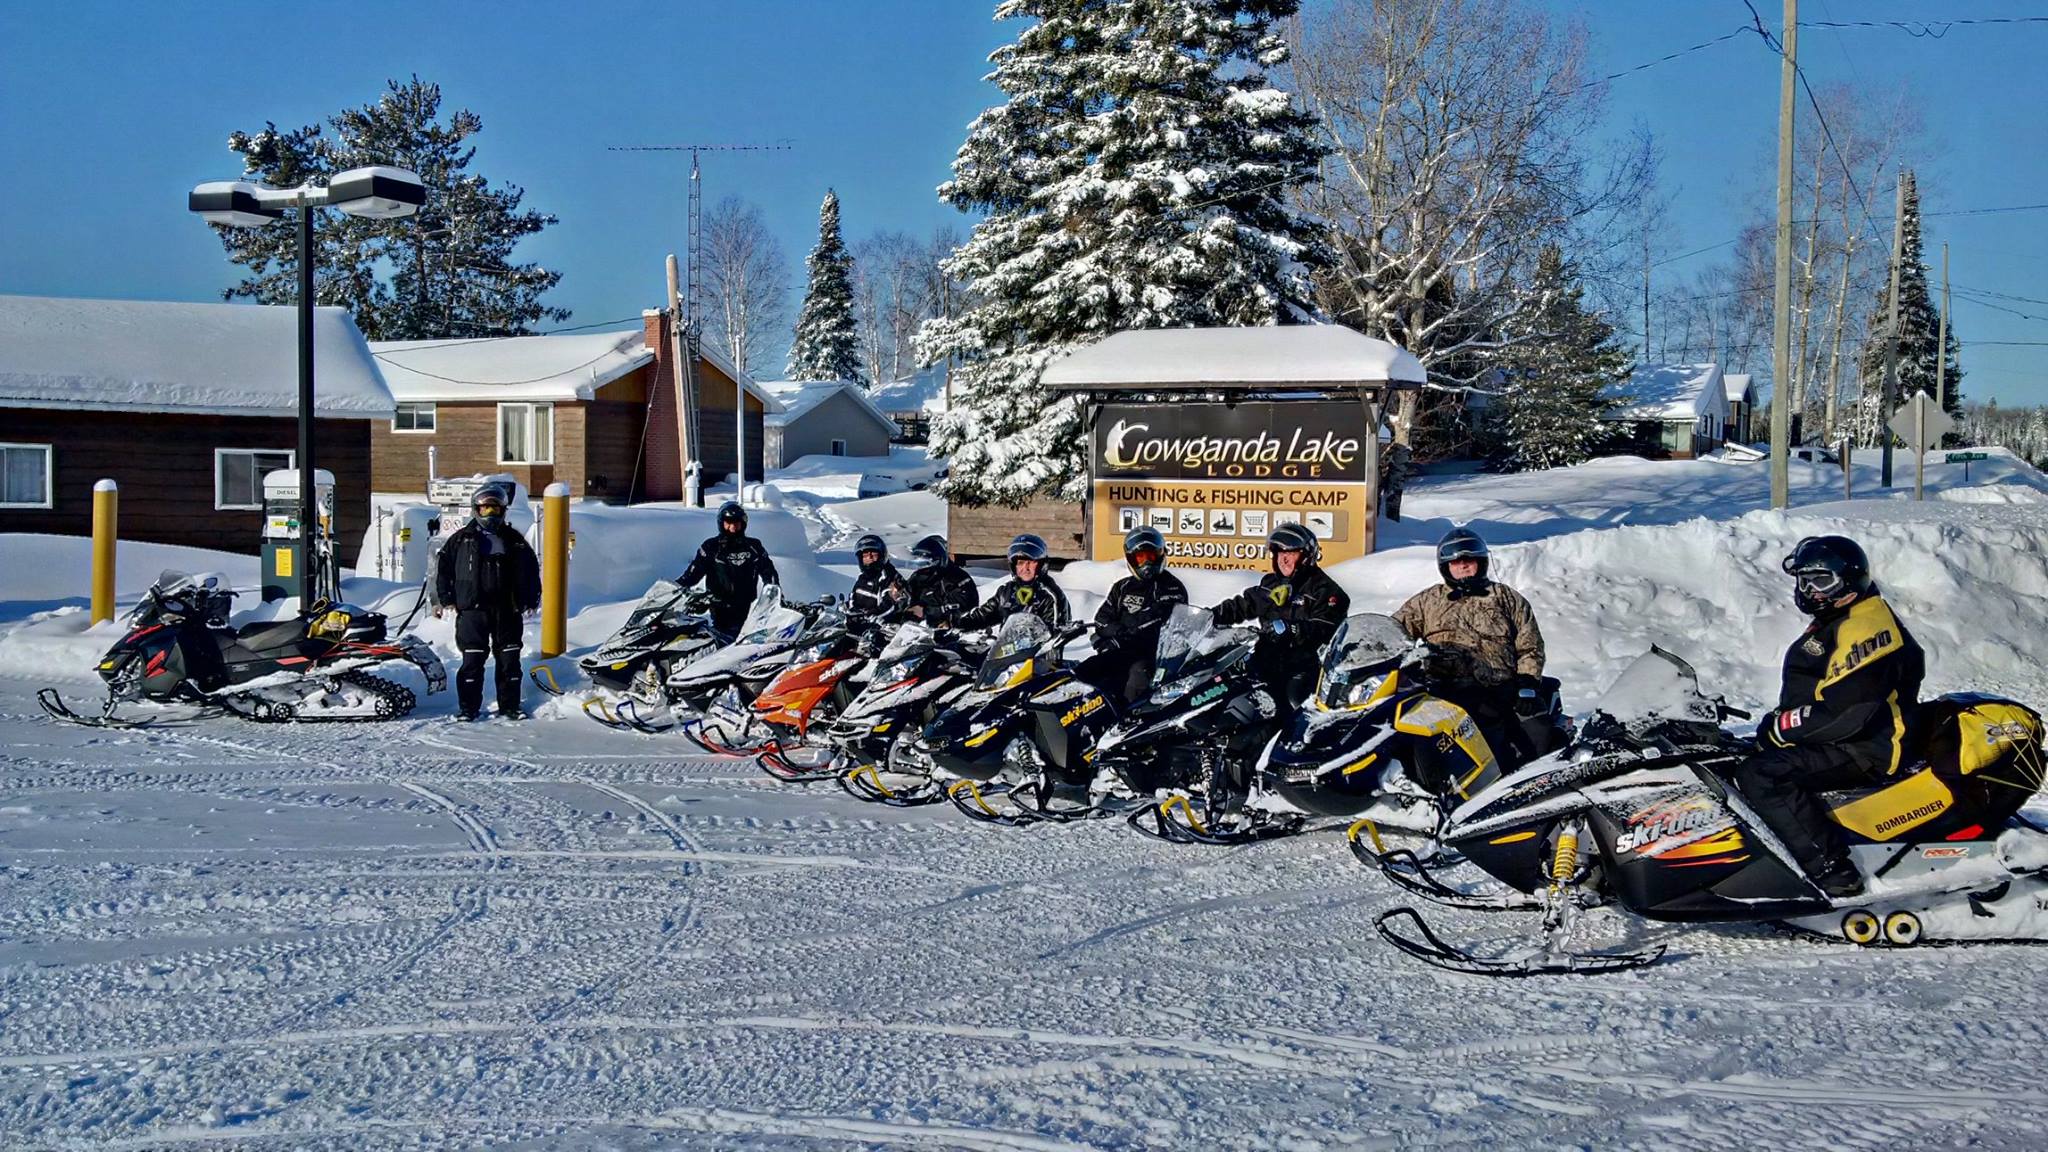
[921,0,1329,505]
[1489,246,1631,471]
[1855,169,1963,443]
[787,189,864,383]
[213,77,567,340]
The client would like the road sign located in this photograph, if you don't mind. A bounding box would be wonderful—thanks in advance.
[1888,392,1953,454]
[1888,393,1954,502]
[1946,451,1988,463]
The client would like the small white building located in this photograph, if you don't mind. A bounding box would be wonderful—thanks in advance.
[1600,363,1730,460]
[1723,373,1758,444]
[757,379,898,467]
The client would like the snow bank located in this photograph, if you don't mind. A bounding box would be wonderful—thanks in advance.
[533,502,833,611]
[765,446,946,500]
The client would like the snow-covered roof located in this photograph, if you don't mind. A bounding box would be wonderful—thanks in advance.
[1724,373,1755,403]
[371,330,653,402]
[0,294,394,418]
[870,364,948,414]
[1602,363,1728,422]
[758,379,897,434]
[1042,325,1427,390]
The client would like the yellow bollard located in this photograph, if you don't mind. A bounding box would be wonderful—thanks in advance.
[91,479,118,625]
[540,482,569,657]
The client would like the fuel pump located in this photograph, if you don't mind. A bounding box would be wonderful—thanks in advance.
[260,468,340,604]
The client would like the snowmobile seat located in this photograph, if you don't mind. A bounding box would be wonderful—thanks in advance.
[1821,694,2044,843]
[234,618,312,655]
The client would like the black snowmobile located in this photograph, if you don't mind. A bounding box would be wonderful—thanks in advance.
[529,579,722,725]
[40,571,446,727]
[909,612,1121,826]
[1264,612,1567,845]
[1095,605,1300,844]
[1369,646,2048,976]
[820,622,981,806]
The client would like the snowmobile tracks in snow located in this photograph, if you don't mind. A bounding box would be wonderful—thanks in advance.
[398,781,500,862]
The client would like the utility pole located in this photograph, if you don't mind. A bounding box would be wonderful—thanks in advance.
[1882,171,1905,487]
[1768,0,1797,509]
[1937,241,1950,412]
[666,255,700,505]
[610,141,792,502]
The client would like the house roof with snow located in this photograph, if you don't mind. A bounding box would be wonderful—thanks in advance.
[1042,325,1427,391]
[0,294,394,418]
[758,379,897,434]
[870,364,948,415]
[371,330,654,403]
[1601,363,1728,423]
[1724,373,1755,403]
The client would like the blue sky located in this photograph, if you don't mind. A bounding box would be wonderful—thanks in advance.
[2,1,2043,402]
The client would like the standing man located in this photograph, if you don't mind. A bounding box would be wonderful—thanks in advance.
[678,501,780,640]
[435,484,542,720]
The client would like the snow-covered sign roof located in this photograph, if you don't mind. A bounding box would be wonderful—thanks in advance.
[758,379,897,434]
[0,294,393,418]
[1602,363,1728,422]
[371,330,653,402]
[1724,373,1755,403]
[870,364,948,414]
[1042,325,1427,390]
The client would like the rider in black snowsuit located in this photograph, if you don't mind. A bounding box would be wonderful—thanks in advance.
[1735,536,1925,899]
[434,484,542,720]
[1080,526,1188,704]
[1211,523,1350,708]
[903,535,980,628]
[676,501,780,640]
[955,533,1071,633]
[846,533,905,640]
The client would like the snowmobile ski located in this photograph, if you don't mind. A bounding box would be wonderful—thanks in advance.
[1374,906,1666,977]
[837,762,944,807]
[35,687,210,729]
[1124,793,1306,846]
[1353,837,1544,912]
[530,664,567,697]
[756,743,844,784]
[944,777,1109,827]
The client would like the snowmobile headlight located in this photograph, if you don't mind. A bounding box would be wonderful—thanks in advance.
[1149,671,1208,705]
[1317,671,1388,712]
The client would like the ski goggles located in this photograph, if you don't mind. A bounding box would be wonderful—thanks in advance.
[1792,569,1846,601]
[1130,546,1162,567]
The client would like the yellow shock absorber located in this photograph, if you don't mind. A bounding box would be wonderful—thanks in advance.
[1551,829,1580,886]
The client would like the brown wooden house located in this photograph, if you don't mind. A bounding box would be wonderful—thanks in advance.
[0,295,391,554]
[368,310,778,503]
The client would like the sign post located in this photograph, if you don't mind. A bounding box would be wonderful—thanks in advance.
[1946,450,1988,483]
[1887,392,1955,503]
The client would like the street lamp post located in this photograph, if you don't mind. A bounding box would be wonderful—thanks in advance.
[189,167,425,610]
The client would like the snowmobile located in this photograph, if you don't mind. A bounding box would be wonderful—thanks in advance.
[660,587,831,748]
[528,579,723,727]
[823,622,981,807]
[750,606,879,780]
[39,571,446,727]
[1369,646,2048,976]
[909,613,1121,826]
[1259,613,1568,846]
[1095,605,1304,844]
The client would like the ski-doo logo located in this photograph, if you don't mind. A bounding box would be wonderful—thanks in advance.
[1614,798,1723,854]
[1984,720,2031,744]
[1829,629,1894,679]
[1060,695,1104,726]
[1876,798,1947,834]
[1921,846,1970,859]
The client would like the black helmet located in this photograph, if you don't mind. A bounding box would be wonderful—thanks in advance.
[471,482,509,511]
[1007,533,1049,576]
[717,500,747,533]
[1123,526,1166,581]
[1267,522,1320,572]
[911,534,950,568]
[1436,527,1490,595]
[854,533,888,574]
[1782,535,1872,615]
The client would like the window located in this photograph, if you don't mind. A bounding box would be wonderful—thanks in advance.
[215,448,294,510]
[498,402,553,464]
[393,402,437,433]
[830,439,848,457]
[0,443,52,509]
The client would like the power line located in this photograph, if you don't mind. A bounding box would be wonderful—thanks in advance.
[371,339,629,386]
[1577,26,1755,92]
[1798,17,2048,38]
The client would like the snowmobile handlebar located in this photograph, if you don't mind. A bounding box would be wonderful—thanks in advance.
[1717,702,1753,721]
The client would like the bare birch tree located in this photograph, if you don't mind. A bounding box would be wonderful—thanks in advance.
[700,196,790,376]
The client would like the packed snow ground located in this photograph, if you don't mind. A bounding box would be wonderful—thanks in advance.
[5,450,2048,1149]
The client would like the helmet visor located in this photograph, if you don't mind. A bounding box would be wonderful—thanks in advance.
[1129,545,1162,569]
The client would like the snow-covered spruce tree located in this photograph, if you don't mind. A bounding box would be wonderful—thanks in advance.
[1855,169,1963,444]
[1490,246,1631,471]
[787,189,865,384]
[920,0,1328,505]
[215,76,567,340]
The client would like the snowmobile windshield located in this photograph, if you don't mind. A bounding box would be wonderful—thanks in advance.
[623,579,687,628]
[873,623,935,683]
[1592,646,1720,725]
[736,586,804,645]
[976,612,1052,692]
[1315,613,1411,710]
[1151,605,1239,682]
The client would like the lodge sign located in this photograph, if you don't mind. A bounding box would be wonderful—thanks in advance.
[1092,401,1366,483]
